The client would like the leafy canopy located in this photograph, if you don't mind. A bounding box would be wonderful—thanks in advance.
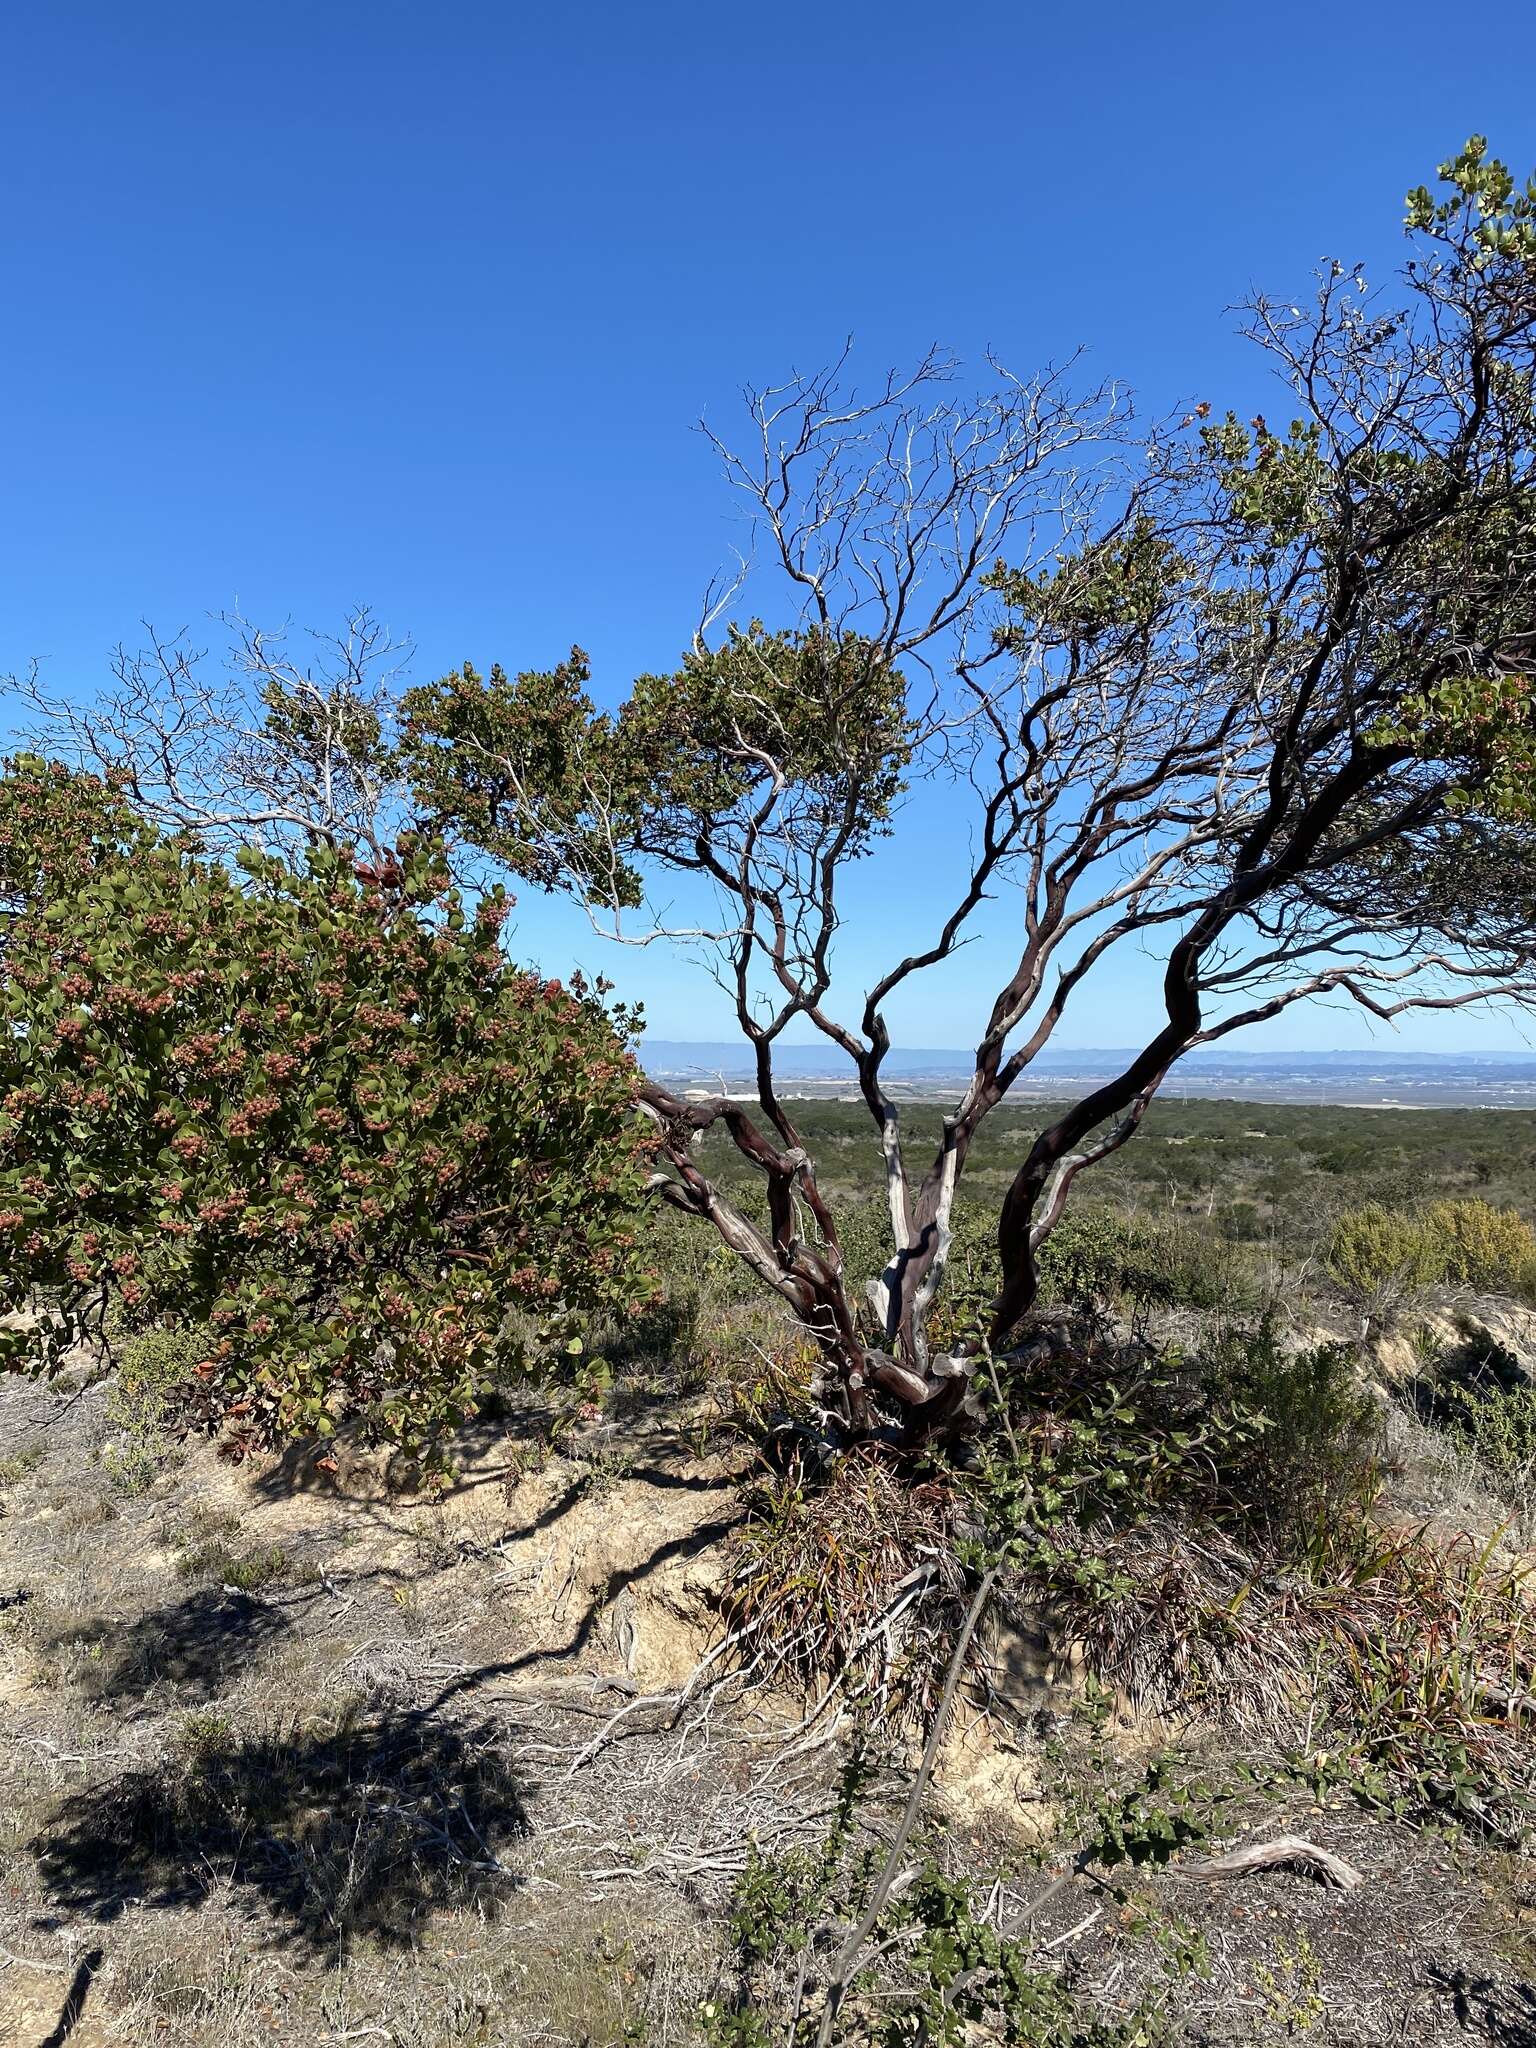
[399,624,912,916]
[0,756,651,1460]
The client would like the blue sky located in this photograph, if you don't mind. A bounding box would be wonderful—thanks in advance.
[3,2,1533,1053]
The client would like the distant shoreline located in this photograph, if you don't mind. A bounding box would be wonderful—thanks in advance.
[641,1041,1536,1115]
[652,1080,1530,1111]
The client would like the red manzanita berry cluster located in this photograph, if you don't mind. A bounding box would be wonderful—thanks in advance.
[0,756,652,1463]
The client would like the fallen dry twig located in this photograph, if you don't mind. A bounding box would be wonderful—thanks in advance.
[1171,1834,1364,1891]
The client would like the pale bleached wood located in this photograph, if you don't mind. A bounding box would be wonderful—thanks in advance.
[1172,1835,1364,1892]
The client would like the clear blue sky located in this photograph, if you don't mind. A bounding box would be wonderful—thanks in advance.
[4,2,1533,1053]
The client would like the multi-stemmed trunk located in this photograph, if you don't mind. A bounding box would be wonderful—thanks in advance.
[642,1078,1049,1450]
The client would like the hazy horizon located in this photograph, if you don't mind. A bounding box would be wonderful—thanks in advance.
[641,1039,1536,1070]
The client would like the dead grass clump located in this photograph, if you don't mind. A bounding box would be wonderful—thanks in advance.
[13,1600,115,1692]
[1052,1510,1536,1845]
[98,1927,270,2046]
[1465,1848,1536,1979]
[1042,1516,1320,1731]
[174,1503,244,1546]
[47,1486,119,1531]
[0,1437,46,1487]
[720,1446,973,1721]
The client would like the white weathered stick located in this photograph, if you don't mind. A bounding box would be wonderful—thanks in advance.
[1171,1835,1363,1892]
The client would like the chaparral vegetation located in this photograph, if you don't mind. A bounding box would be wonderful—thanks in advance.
[1,141,1535,2048]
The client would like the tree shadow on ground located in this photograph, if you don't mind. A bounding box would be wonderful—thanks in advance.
[1427,1965,1536,2047]
[33,1945,103,2048]
[31,1949,103,2048]
[249,1293,726,1513]
[420,1508,743,1716]
[250,1410,529,1508]
[84,1584,296,1701]
[1405,1315,1532,1428]
[32,1705,528,1957]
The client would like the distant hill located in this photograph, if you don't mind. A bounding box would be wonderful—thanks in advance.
[640,1040,1536,1107]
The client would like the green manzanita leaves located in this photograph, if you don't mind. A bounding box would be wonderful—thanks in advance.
[397,624,913,908]
[0,756,653,1466]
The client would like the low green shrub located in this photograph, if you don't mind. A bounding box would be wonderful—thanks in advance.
[930,1202,1247,1350]
[177,1543,292,1591]
[1196,1320,1382,1536]
[1450,1382,1536,1496]
[175,1520,292,1591]
[705,1752,1176,2046]
[104,1324,205,1493]
[1425,1199,1536,1296]
[1220,1199,1263,1243]
[1327,1198,1536,1309]
[1325,1203,1442,1300]
[963,1331,1275,1611]
[1037,1207,1244,1313]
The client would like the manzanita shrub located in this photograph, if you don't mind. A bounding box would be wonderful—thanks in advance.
[0,756,651,1461]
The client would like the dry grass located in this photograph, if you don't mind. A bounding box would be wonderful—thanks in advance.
[1049,1507,1536,1844]
[0,1372,754,2046]
[718,1446,977,1724]
[4,1296,1536,2045]
[84,1895,713,2046]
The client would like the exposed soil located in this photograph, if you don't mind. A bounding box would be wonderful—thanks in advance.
[1,1365,1533,2046]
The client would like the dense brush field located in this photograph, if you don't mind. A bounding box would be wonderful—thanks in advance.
[694,1095,1536,1218]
